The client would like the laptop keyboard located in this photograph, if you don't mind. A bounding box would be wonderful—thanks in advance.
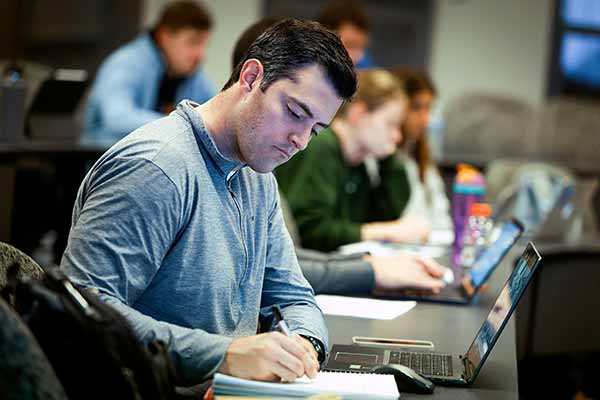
[389,351,453,377]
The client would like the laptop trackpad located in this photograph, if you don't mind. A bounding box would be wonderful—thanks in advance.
[326,346,385,372]
[335,352,379,365]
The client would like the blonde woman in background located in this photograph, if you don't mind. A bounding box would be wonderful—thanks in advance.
[277,69,431,252]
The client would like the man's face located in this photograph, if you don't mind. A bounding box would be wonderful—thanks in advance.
[336,23,369,65]
[232,64,343,173]
[403,90,434,141]
[161,27,211,76]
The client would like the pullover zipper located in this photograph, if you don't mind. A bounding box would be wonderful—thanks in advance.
[226,168,249,284]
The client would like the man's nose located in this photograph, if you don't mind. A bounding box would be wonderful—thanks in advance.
[290,129,312,151]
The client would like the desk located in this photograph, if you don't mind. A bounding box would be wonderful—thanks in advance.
[325,245,524,399]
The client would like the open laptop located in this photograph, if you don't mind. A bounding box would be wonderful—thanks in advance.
[380,218,524,304]
[325,242,542,386]
[532,179,598,241]
[27,69,88,140]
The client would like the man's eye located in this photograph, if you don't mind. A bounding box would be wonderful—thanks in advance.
[287,105,301,120]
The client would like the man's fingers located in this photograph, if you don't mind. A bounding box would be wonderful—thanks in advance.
[285,335,318,378]
[294,335,318,362]
[271,358,302,382]
[271,338,306,379]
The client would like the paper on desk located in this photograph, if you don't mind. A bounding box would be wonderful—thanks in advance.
[316,295,416,320]
[337,240,449,259]
[395,245,448,259]
[213,371,399,400]
[337,241,399,257]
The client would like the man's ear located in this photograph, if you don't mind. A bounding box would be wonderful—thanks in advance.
[345,101,368,125]
[238,59,264,93]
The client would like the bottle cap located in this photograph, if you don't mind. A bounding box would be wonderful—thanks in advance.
[455,164,485,185]
[470,203,492,217]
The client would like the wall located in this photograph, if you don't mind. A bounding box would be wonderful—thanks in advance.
[142,0,555,108]
[430,0,555,107]
[142,0,262,88]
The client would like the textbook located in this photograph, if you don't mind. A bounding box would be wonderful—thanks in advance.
[213,372,400,399]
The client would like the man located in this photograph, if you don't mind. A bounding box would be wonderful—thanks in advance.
[317,0,373,67]
[234,19,446,296]
[61,19,356,385]
[85,0,215,142]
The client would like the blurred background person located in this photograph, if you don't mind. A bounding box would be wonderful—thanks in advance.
[276,68,431,252]
[317,0,374,68]
[391,67,453,239]
[84,0,215,143]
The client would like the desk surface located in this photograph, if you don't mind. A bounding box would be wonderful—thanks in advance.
[325,246,524,400]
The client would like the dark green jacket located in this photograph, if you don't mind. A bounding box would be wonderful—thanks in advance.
[275,129,410,252]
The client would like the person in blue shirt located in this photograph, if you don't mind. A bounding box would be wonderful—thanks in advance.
[84,0,215,142]
[62,19,356,386]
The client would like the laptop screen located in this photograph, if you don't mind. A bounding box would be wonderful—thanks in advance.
[468,219,524,288]
[463,242,542,380]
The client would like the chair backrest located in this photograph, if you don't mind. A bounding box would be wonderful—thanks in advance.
[443,92,537,160]
[0,242,45,306]
[516,243,600,359]
[535,96,600,173]
[0,297,67,400]
[485,161,576,233]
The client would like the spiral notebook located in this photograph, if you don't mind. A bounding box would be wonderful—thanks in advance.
[213,371,399,399]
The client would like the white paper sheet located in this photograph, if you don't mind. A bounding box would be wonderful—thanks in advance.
[337,241,398,257]
[337,240,449,259]
[213,371,400,400]
[316,295,416,320]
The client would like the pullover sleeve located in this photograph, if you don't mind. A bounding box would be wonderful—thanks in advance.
[60,157,231,384]
[258,178,329,351]
[296,247,375,295]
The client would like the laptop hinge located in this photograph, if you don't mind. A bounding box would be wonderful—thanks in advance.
[460,354,475,381]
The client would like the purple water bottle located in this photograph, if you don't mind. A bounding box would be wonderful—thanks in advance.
[451,170,485,266]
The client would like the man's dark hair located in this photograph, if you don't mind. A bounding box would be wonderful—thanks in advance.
[390,66,437,98]
[317,0,370,33]
[154,0,212,32]
[223,18,356,101]
[231,17,281,70]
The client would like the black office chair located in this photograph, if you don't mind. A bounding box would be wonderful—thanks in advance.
[516,242,600,399]
[0,242,45,306]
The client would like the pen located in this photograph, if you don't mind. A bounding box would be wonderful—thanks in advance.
[272,305,292,336]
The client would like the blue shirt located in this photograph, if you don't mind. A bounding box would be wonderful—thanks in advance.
[62,100,328,384]
[84,33,215,143]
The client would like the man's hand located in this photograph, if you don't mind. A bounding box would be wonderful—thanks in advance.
[217,332,319,382]
[361,215,431,244]
[366,253,446,294]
